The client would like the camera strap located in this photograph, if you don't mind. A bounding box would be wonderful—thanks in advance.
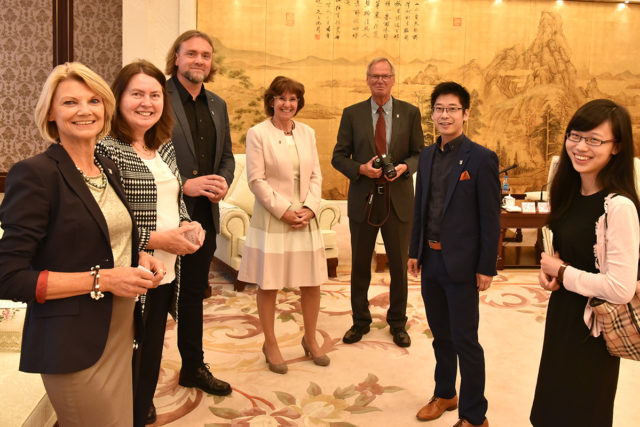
[366,182,391,227]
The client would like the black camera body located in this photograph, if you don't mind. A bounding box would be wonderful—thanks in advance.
[373,154,396,179]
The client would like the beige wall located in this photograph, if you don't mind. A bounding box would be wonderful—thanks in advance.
[122,0,196,70]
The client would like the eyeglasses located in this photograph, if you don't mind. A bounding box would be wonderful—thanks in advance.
[432,106,464,115]
[274,96,298,103]
[566,132,616,146]
[367,74,394,81]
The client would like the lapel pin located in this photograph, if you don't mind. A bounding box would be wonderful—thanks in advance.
[459,160,463,165]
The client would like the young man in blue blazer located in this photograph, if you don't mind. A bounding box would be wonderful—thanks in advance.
[408,82,500,427]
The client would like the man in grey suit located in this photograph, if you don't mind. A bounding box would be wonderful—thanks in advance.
[332,57,423,348]
[165,30,235,397]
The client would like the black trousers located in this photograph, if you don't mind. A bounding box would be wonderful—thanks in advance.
[421,247,487,425]
[178,198,216,369]
[348,192,411,329]
[133,283,173,427]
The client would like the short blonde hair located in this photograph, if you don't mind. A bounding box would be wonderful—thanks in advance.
[35,62,115,142]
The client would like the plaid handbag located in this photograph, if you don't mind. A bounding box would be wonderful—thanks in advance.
[589,286,640,360]
[588,194,640,360]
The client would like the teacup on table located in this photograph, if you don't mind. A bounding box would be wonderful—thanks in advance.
[502,195,515,208]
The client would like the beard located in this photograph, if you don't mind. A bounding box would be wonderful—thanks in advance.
[183,69,207,84]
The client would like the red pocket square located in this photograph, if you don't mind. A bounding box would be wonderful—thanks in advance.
[459,170,471,181]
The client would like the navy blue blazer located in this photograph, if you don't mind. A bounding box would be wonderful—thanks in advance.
[0,143,141,374]
[409,135,500,282]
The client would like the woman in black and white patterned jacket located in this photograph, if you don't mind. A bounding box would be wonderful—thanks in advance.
[96,60,205,427]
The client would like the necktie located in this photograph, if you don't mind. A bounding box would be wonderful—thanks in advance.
[375,106,386,156]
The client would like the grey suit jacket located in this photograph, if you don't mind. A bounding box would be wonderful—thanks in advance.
[332,97,424,222]
[166,78,235,233]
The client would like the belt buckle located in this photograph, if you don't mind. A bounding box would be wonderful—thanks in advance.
[376,185,385,195]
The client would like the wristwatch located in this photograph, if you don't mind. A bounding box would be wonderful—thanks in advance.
[557,263,569,283]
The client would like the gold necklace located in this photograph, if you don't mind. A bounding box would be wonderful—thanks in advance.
[133,141,151,152]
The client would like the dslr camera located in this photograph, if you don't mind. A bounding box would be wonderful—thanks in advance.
[373,154,397,179]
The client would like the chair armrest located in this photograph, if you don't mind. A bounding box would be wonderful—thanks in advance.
[317,199,341,231]
[219,201,250,239]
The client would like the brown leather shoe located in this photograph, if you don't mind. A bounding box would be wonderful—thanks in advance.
[416,395,458,421]
[453,417,489,427]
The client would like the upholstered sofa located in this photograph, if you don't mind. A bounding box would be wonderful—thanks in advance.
[214,154,341,288]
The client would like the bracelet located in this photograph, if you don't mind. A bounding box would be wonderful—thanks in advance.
[557,263,569,284]
[90,265,104,300]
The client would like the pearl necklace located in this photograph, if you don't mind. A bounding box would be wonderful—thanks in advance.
[77,161,107,190]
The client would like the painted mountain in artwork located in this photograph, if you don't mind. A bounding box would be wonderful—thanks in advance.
[483,11,578,99]
[407,11,638,189]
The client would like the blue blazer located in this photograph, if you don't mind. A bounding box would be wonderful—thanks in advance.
[409,135,500,282]
[0,143,141,374]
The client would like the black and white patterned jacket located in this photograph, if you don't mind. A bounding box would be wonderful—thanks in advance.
[96,136,191,316]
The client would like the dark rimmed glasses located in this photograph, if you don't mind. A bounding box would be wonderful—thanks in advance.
[566,131,616,146]
[432,106,464,115]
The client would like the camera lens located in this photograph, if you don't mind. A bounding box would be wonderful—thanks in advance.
[379,154,396,178]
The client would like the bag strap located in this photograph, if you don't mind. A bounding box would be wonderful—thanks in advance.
[588,193,617,332]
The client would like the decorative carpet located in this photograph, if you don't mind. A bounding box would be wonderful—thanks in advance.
[150,267,640,427]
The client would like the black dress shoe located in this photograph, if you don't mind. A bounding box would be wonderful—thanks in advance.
[145,402,157,425]
[179,363,232,396]
[342,324,371,344]
[390,327,411,347]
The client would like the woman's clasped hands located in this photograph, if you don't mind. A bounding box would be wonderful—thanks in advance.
[281,207,315,229]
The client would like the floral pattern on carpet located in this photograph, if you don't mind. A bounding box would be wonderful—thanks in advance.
[148,268,640,427]
[205,373,401,427]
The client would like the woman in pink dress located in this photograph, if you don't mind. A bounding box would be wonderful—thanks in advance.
[238,76,328,374]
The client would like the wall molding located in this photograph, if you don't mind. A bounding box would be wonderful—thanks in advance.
[53,0,73,65]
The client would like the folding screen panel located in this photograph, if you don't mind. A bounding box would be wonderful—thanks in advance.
[196,0,640,197]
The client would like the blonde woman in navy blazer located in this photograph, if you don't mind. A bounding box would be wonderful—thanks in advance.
[238,76,328,374]
[0,63,163,426]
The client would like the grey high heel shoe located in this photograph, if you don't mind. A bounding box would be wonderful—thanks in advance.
[262,344,288,374]
[301,337,330,366]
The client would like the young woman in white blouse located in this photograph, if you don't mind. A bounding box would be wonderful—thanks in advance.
[97,60,204,427]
